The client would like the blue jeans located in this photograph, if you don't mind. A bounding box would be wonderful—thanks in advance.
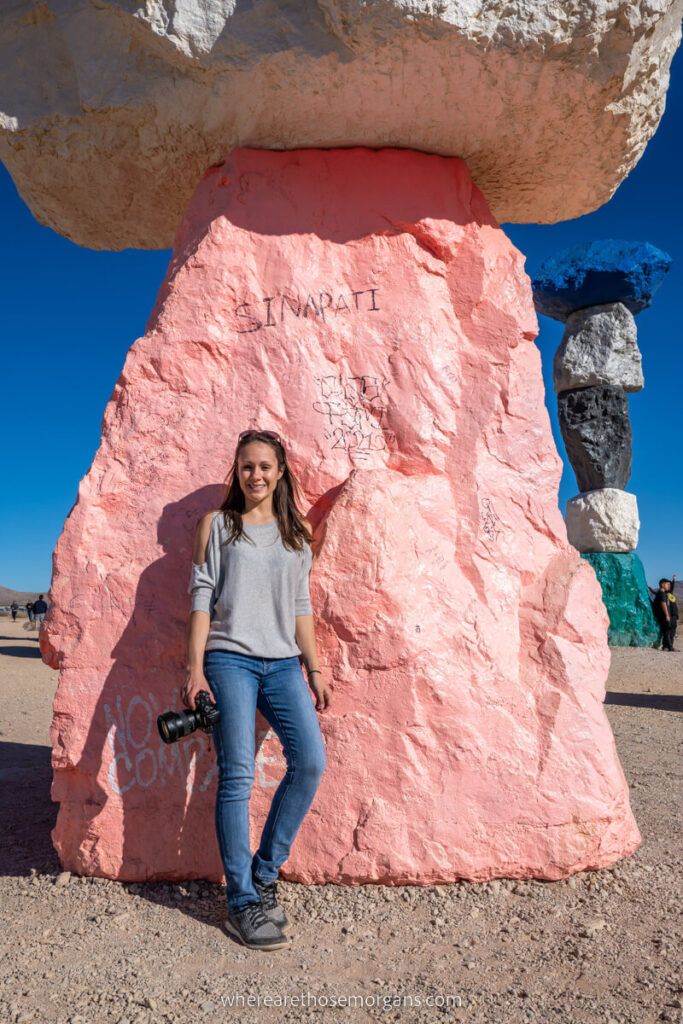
[203,649,327,912]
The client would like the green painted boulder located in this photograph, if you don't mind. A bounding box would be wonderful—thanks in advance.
[581,552,659,647]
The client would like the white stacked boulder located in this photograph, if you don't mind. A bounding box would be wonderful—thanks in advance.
[564,487,640,553]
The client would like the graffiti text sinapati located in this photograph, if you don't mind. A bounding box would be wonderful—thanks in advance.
[234,287,379,333]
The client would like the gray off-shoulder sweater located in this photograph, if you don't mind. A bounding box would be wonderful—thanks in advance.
[188,511,313,659]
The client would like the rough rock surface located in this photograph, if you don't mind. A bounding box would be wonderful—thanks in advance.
[3,631,682,1024]
[554,303,644,394]
[533,240,673,322]
[1,2,683,249]
[558,385,632,491]
[40,148,639,883]
[581,553,659,647]
[566,489,639,553]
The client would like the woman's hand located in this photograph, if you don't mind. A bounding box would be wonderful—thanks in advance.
[307,670,332,712]
[182,668,210,711]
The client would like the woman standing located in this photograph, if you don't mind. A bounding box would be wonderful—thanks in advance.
[183,429,331,951]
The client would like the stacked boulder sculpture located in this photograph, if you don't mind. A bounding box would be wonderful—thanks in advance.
[2,0,681,883]
[533,241,672,646]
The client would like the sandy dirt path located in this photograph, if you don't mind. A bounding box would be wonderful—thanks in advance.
[0,617,681,1024]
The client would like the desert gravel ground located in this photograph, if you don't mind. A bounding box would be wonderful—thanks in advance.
[0,616,681,1024]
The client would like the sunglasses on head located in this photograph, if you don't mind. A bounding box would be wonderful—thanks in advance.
[238,429,282,444]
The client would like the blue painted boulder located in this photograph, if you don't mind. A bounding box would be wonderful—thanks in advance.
[532,240,672,322]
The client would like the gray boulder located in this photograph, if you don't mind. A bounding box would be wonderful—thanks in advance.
[558,385,632,491]
[554,303,644,394]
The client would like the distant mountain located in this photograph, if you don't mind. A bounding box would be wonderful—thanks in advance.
[0,585,50,606]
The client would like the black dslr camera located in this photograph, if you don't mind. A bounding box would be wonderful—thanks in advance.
[157,690,220,745]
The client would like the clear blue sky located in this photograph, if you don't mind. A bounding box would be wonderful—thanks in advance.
[2,50,681,593]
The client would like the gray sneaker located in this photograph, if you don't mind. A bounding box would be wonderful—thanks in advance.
[252,877,288,928]
[223,901,289,950]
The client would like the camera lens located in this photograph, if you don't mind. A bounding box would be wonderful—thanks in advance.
[157,709,199,744]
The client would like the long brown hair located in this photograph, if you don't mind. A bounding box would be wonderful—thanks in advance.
[219,431,310,552]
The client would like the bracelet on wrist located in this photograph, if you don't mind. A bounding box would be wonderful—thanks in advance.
[308,669,322,676]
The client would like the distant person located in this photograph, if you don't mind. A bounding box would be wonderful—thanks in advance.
[10,601,18,622]
[651,578,676,652]
[26,601,34,624]
[33,595,48,628]
[667,574,678,650]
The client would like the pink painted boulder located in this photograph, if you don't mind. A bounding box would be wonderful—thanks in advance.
[42,148,641,883]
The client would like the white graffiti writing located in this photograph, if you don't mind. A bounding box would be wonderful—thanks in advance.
[103,692,286,796]
[256,728,287,789]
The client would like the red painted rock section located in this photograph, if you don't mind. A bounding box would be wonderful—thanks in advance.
[42,148,641,883]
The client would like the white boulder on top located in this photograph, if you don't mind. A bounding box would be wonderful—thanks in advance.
[566,489,640,553]
[1,0,682,249]
[554,303,645,394]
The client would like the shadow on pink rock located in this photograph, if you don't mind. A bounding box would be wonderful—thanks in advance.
[43,488,287,888]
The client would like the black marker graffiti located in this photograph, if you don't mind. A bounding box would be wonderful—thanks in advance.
[480,498,503,541]
[422,544,449,574]
[313,374,395,459]
[234,288,379,334]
